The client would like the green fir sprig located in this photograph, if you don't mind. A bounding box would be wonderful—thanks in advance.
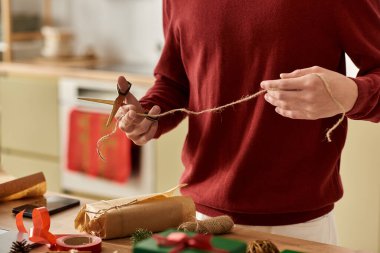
[130,228,153,245]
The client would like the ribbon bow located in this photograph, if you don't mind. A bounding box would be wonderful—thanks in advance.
[153,232,229,253]
[16,207,56,245]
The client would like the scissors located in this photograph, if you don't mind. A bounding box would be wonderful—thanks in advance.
[78,81,158,127]
[78,81,132,127]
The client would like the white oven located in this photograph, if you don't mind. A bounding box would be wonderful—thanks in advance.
[58,77,155,198]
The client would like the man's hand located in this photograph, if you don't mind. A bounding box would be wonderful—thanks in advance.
[115,76,161,145]
[260,66,358,120]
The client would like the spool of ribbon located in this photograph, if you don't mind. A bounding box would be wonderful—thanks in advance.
[16,206,102,253]
[153,232,228,253]
[56,235,102,253]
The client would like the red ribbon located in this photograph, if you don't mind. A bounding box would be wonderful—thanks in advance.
[16,206,102,252]
[153,232,229,253]
[16,207,57,245]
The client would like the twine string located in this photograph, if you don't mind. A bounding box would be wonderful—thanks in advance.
[85,199,138,216]
[312,73,346,142]
[96,118,121,160]
[136,90,267,118]
[97,74,346,159]
[96,90,266,160]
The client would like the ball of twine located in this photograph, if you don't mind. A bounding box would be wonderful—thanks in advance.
[247,240,280,253]
[178,215,234,234]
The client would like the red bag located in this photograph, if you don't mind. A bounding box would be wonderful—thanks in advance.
[67,109,132,183]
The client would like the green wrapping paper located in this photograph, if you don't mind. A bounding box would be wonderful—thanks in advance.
[133,229,247,253]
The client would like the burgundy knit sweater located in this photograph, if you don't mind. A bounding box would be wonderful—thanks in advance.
[140,0,380,225]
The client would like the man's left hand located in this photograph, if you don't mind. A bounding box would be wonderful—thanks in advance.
[260,66,358,120]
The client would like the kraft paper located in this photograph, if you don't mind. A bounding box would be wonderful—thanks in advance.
[74,185,196,239]
[0,171,46,201]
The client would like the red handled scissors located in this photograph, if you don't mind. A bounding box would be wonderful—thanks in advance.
[78,80,132,127]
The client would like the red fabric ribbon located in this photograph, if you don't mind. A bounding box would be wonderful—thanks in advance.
[16,207,56,245]
[153,232,229,253]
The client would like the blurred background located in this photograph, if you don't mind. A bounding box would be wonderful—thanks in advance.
[0,0,379,252]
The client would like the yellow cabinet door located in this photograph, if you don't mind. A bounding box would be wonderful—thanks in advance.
[155,120,187,192]
[0,73,59,158]
[336,120,380,252]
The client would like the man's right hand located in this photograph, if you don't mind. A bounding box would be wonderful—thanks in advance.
[115,76,161,145]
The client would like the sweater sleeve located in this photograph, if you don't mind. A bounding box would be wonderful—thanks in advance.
[335,0,380,122]
[139,0,189,137]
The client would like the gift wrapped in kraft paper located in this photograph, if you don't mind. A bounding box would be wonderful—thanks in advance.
[74,185,196,239]
[0,172,46,201]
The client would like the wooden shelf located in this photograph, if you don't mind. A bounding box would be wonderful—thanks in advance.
[1,0,51,62]
[10,31,43,41]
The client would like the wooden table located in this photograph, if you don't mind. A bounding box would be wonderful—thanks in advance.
[0,194,370,253]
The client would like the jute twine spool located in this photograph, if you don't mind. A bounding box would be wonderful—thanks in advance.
[247,240,280,253]
[178,215,234,234]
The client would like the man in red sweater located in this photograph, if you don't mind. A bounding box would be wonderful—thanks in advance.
[116,0,380,244]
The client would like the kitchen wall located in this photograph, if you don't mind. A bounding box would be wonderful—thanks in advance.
[50,0,164,71]
[9,0,163,69]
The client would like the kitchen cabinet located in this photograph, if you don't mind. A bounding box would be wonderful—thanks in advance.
[336,120,380,252]
[155,120,186,192]
[0,72,60,191]
[1,153,60,191]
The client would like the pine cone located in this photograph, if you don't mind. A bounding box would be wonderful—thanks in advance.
[9,240,32,253]
[247,240,280,253]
